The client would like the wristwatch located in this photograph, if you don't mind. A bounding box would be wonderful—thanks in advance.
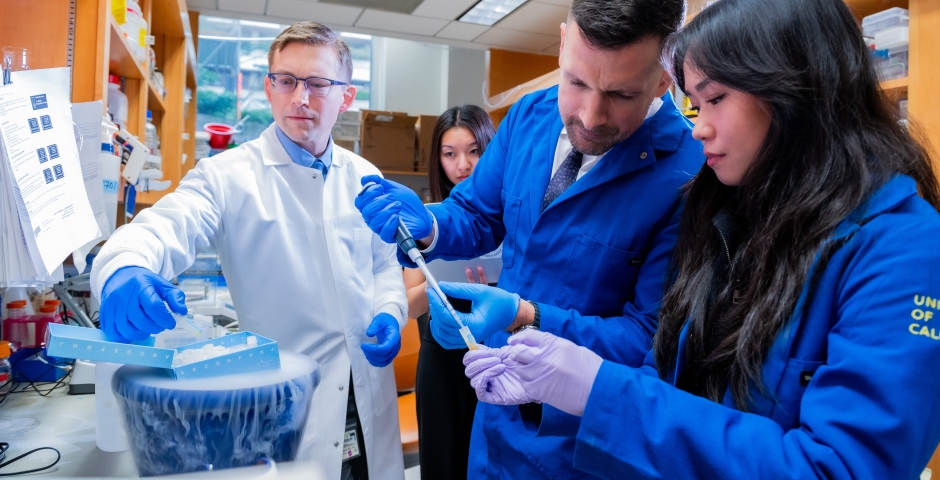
[512,300,540,334]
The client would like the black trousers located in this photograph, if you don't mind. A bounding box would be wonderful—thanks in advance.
[341,372,369,480]
[414,306,478,480]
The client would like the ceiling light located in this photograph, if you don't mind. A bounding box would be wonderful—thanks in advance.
[458,0,528,26]
[341,32,372,40]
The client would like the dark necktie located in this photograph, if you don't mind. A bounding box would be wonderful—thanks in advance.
[541,149,583,212]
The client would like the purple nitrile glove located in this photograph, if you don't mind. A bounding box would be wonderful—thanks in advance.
[508,329,603,417]
[463,345,536,405]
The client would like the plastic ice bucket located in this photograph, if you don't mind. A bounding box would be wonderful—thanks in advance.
[113,350,320,476]
[204,123,236,149]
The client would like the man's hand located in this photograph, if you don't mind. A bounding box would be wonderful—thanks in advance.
[356,175,434,244]
[361,313,402,367]
[100,266,187,343]
[429,282,519,349]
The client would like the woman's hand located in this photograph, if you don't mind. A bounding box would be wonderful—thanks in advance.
[465,265,489,284]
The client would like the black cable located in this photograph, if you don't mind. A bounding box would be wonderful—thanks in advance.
[0,360,72,409]
[0,443,61,476]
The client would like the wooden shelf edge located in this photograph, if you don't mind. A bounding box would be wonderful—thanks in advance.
[108,16,145,80]
[881,76,909,100]
[183,10,198,88]
[485,68,560,113]
[150,0,198,88]
[148,82,167,112]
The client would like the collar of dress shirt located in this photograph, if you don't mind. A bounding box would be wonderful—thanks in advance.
[554,96,665,177]
[274,124,333,170]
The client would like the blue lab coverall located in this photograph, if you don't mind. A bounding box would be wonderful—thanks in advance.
[415,86,704,478]
[540,174,940,479]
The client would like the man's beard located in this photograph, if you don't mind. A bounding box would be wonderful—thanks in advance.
[564,117,625,156]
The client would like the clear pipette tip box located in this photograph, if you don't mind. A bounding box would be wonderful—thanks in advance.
[45,323,280,379]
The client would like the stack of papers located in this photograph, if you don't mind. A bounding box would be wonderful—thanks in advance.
[0,67,102,286]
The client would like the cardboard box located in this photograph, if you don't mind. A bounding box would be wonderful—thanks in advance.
[46,324,280,379]
[417,115,438,172]
[338,110,362,124]
[360,110,418,171]
[335,138,357,153]
[332,122,361,140]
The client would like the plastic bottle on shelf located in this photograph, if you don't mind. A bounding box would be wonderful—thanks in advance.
[107,75,129,131]
[144,110,160,155]
[100,143,121,234]
[111,0,127,24]
[122,1,147,63]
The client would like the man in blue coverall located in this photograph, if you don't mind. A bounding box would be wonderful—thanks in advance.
[355,0,702,477]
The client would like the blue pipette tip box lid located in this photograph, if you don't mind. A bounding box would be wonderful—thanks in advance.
[45,323,280,379]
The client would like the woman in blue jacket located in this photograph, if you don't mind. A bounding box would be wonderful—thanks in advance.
[456,0,940,477]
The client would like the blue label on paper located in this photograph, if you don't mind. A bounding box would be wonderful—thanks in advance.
[103,179,119,194]
[48,144,59,159]
[43,168,53,184]
[40,115,52,130]
[28,118,39,133]
[36,148,47,163]
[53,164,64,180]
[30,94,48,110]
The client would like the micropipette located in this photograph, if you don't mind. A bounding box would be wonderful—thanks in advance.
[394,219,478,350]
[358,180,478,349]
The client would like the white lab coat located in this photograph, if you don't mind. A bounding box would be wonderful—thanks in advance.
[90,124,407,480]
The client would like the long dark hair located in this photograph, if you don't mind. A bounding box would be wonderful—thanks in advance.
[654,0,940,409]
[427,105,496,202]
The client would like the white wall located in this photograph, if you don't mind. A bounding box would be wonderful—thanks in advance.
[372,37,449,116]
[447,47,487,109]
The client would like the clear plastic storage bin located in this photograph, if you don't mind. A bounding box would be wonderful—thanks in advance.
[863,7,909,36]
[873,46,909,81]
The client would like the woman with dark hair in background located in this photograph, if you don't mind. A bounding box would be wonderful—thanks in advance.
[401,104,495,479]
[460,0,940,478]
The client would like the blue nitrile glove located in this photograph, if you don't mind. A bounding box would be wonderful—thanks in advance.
[361,313,401,367]
[100,266,187,343]
[429,282,520,349]
[356,175,433,244]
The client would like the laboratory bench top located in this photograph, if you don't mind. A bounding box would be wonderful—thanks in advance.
[0,386,138,477]
[0,386,326,478]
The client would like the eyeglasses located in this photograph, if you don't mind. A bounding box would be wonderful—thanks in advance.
[267,73,348,97]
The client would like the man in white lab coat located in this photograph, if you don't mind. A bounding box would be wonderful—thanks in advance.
[90,22,406,480]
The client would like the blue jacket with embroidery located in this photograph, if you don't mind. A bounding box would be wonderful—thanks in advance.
[418,85,704,479]
[547,174,940,479]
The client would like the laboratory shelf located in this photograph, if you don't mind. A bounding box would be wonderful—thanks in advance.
[151,0,198,90]
[148,82,167,113]
[881,77,909,102]
[109,16,145,80]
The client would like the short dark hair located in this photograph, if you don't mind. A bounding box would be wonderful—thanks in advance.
[428,105,496,203]
[570,0,686,50]
[268,22,353,83]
